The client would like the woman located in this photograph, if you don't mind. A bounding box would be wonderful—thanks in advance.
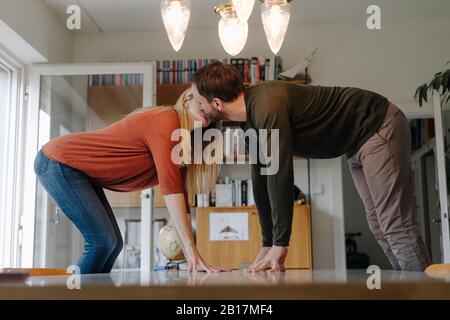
[34,89,226,274]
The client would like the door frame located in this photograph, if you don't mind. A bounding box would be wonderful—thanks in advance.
[0,47,25,268]
[23,63,156,271]
[433,91,450,262]
[401,98,450,263]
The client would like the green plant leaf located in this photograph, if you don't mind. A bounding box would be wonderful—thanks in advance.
[445,92,450,104]
[415,83,428,106]
[421,84,428,104]
[418,89,423,106]
[434,75,443,91]
[441,70,449,92]
[428,78,438,91]
[415,84,423,105]
[445,69,450,93]
[414,85,422,101]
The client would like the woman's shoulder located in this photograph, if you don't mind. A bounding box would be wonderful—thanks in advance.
[149,106,179,122]
[139,106,181,131]
[126,106,177,121]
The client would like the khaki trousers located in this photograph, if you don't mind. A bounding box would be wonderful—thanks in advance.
[348,103,431,271]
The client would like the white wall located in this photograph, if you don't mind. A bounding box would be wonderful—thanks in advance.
[73,19,450,103]
[0,0,73,63]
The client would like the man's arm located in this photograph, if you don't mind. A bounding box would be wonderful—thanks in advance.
[251,162,273,247]
[254,97,294,247]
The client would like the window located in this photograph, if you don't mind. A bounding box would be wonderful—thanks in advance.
[0,65,8,207]
[0,51,23,268]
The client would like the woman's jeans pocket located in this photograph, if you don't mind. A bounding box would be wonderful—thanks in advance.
[34,150,49,175]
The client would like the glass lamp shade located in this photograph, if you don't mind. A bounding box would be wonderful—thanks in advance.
[160,0,191,52]
[216,5,248,56]
[261,0,291,54]
[232,0,256,22]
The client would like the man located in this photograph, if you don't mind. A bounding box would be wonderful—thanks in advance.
[190,61,431,272]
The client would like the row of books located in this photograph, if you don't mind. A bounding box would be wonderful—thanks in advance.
[156,56,283,85]
[230,56,283,84]
[156,59,217,85]
[410,119,435,151]
[88,74,143,87]
[196,178,255,208]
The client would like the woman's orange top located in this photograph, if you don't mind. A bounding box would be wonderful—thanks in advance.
[43,107,187,199]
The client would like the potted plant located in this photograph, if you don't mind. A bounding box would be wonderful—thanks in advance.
[415,63,450,196]
[415,62,450,107]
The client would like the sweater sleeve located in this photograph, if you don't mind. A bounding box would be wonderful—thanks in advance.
[144,110,185,196]
[252,94,294,247]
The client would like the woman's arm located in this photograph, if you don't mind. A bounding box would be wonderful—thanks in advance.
[145,112,229,272]
[164,193,230,273]
[163,194,195,248]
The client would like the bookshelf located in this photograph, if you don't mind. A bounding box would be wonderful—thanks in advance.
[156,56,284,85]
[155,57,309,208]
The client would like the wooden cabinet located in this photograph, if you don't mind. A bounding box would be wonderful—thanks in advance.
[156,83,191,105]
[196,204,312,269]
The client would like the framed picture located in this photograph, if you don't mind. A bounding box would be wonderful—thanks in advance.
[209,212,249,241]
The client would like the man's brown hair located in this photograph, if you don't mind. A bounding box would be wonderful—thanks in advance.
[191,61,244,103]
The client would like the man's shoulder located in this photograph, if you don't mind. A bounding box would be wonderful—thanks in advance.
[247,81,290,102]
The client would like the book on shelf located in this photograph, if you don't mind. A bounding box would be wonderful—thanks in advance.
[198,178,254,208]
[88,74,143,87]
[155,56,283,85]
[214,184,233,207]
[410,118,435,152]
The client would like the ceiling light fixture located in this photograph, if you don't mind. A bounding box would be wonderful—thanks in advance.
[160,0,191,52]
[232,0,256,22]
[214,3,249,56]
[260,0,291,54]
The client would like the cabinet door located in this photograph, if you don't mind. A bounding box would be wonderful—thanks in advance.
[433,91,450,262]
[196,206,261,269]
[196,205,312,269]
[284,205,312,269]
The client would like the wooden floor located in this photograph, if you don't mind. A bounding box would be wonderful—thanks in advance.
[0,269,449,300]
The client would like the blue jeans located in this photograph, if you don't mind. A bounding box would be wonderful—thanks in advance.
[34,149,123,274]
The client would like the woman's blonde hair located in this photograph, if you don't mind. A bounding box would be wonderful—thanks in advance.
[129,89,221,195]
[173,88,221,195]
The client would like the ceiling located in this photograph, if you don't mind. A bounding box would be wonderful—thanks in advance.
[44,0,450,33]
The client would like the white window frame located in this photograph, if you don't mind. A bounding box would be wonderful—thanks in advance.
[0,47,26,268]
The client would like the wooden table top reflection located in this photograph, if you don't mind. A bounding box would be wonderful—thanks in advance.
[0,269,449,300]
